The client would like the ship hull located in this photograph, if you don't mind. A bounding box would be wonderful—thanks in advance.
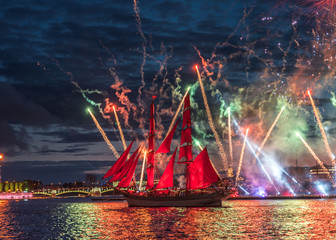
[123,191,231,207]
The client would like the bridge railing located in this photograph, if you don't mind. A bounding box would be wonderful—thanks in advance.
[33,187,118,196]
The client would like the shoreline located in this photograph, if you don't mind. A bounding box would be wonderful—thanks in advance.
[229,195,335,200]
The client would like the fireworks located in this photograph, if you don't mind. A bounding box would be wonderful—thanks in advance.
[228,107,233,171]
[236,128,249,184]
[233,119,280,194]
[246,139,280,195]
[139,150,147,191]
[252,106,286,165]
[165,87,190,136]
[88,109,120,159]
[72,0,336,196]
[113,106,127,151]
[296,132,334,185]
[307,90,336,167]
[301,0,336,19]
[194,138,204,151]
[196,65,228,172]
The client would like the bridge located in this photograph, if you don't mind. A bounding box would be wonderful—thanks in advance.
[33,187,118,197]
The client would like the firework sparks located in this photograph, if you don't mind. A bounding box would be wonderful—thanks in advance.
[236,128,249,184]
[301,0,336,19]
[113,106,127,151]
[307,90,336,167]
[88,108,120,159]
[133,0,147,106]
[296,132,334,185]
[252,106,285,165]
[196,65,228,171]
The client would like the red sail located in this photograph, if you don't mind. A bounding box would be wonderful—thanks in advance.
[187,147,220,190]
[109,146,140,182]
[117,148,140,188]
[146,99,155,189]
[156,118,180,154]
[103,140,134,179]
[156,147,177,189]
[178,94,192,163]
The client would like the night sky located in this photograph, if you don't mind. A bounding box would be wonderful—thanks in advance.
[1,0,336,183]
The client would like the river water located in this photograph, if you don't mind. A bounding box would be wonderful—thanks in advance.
[0,198,335,239]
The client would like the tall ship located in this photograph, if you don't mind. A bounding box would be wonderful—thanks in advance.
[102,94,235,207]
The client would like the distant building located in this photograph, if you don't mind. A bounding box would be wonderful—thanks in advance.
[310,164,336,181]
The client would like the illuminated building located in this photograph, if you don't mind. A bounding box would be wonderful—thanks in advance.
[310,165,336,181]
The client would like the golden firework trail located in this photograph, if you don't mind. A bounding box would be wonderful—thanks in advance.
[307,90,336,167]
[113,106,127,151]
[165,86,191,136]
[236,128,249,184]
[297,132,334,185]
[196,141,204,151]
[139,150,147,191]
[252,106,285,165]
[88,109,120,159]
[196,65,228,171]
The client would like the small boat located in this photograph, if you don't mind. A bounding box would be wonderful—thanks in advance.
[102,94,235,207]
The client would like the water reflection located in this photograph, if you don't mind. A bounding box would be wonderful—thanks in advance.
[1,198,336,239]
[0,200,22,239]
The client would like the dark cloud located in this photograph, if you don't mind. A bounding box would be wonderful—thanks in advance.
[36,146,88,155]
[1,160,112,183]
[0,121,29,150]
[0,83,57,125]
[0,82,58,151]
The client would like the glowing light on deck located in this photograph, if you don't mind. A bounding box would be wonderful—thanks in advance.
[252,105,285,165]
[113,106,127,151]
[307,90,336,167]
[236,128,249,184]
[88,108,120,159]
[296,131,334,185]
[196,65,228,171]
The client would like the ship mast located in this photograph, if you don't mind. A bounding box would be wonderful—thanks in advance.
[178,94,193,189]
[146,96,156,189]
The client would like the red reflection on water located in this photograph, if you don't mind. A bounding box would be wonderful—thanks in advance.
[92,202,199,239]
[0,200,22,239]
[88,200,336,238]
[299,200,336,238]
